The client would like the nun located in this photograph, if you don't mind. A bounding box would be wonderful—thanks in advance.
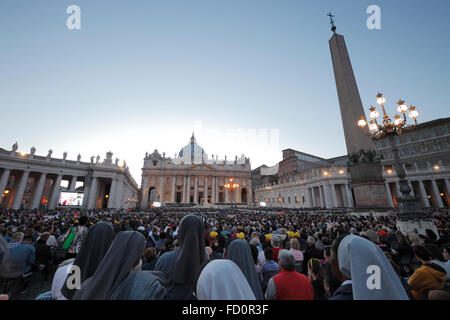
[225,239,264,300]
[0,236,9,300]
[196,259,256,300]
[73,231,166,300]
[331,234,409,300]
[59,221,115,299]
[154,215,209,300]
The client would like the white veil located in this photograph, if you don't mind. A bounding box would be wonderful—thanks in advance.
[338,235,409,300]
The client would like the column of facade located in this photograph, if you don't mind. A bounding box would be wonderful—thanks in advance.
[140,177,148,209]
[431,180,444,208]
[116,180,124,209]
[69,176,78,191]
[108,179,118,209]
[418,180,430,208]
[319,185,325,208]
[159,175,165,202]
[186,176,191,203]
[330,184,338,207]
[444,179,450,207]
[11,171,30,210]
[247,178,253,204]
[345,184,354,208]
[49,174,63,209]
[30,173,47,209]
[172,176,176,203]
[310,188,316,207]
[385,183,394,208]
[83,178,91,209]
[395,182,402,199]
[210,176,215,204]
[324,185,332,208]
[204,176,209,204]
[407,181,415,197]
[215,177,219,203]
[0,169,10,198]
[194,176,198,204]
[88,177,99,209]
[225,180,230,203]
[182,176,187,203]
[235,178,240,203]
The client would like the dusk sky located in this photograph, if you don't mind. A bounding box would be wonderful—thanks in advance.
[1,0,449,185]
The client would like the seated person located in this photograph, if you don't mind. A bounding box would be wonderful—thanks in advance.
[408,245,447,300]
[261,247,279,292]
[7,232,35,274]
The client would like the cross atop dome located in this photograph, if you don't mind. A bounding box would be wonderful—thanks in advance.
[190,132,196,143]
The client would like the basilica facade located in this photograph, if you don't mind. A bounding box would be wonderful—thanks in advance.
[140,134,252,208]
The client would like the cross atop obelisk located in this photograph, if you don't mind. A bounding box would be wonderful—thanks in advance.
[327,12,336,33]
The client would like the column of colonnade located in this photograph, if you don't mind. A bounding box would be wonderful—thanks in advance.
[0,169,91,210]
[383,178,450,209]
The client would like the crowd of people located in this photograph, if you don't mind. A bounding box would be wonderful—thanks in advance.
[0,206,449,300]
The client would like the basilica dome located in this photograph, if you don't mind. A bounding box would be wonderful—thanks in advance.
[178,133,206,163]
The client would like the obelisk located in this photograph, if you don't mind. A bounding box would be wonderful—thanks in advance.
[328,14,390,209]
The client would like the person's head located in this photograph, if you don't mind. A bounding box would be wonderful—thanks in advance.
[396,231,409,245]
[271,235,281,248]
[290,238,300,250]
[408,232,422,246]
[249,237,260,247]
[152,226,158,235]
[443,246,450,261]
[195,259,256,300]
[278,249,295,271]
[264,247,274,262]
[413,245,431,264]
[329,235,348,283]
[324,246,331,263]
[38,232,50,242]
[307,236,316,247]
[323,263,340,298]
[144,247,157,261]
[11,232,24,243]
[22,235,33,244]
[426,244,446,262]
[308,258,323,281]
[249,244,259,265]
[425,229,437,241]
[79,216,88,226]
[0,236,8,271]
[159,231,166,240]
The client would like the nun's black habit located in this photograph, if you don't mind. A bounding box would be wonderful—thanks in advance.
[73,231,166,300]
[226,239,264,300]
[61,221,114,299]
[154,215,208,300]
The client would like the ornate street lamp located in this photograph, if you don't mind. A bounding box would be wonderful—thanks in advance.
[224,178,239,204]
[357,93,419,138]
[357,92,423,219]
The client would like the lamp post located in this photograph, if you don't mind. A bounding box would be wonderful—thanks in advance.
[357,93,424,219]
[224,178,239,204]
